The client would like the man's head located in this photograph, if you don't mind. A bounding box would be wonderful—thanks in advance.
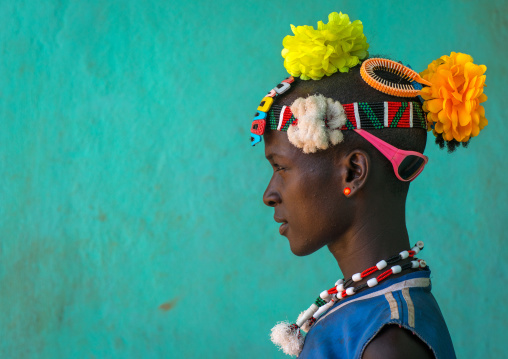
[262,64,428,256]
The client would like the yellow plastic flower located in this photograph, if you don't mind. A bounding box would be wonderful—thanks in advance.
[281,12,369,80]
[419,52,488,142]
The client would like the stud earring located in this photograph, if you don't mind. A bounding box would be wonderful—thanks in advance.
[343,187,351,196]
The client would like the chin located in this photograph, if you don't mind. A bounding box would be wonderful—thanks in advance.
[286,230,332,256]
[288,240,322,257]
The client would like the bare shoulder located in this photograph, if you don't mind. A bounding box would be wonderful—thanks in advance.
[362,324,435,359]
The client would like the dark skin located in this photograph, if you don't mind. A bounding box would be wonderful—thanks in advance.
[263,130,435,359]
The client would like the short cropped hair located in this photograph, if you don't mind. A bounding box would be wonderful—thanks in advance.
[272,59,428,194]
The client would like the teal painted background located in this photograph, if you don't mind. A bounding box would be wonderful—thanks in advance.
[0,0,506,358]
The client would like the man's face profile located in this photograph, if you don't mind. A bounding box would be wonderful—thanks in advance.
[262,130,355,256]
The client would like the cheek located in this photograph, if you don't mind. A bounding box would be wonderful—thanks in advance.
[284,182,351,256]
[293,174,343,233]
[302,171,340,210]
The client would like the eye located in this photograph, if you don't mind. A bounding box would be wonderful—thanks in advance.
[273,163,286,172]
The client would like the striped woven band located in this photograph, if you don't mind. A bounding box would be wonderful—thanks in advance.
[266,101,426,131]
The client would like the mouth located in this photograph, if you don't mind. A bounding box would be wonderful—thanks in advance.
[274,217,288,235]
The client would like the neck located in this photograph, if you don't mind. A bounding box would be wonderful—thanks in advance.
[328,196,410,279]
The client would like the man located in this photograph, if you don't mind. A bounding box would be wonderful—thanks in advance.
[260,66,453,358]
[249,12,486,357]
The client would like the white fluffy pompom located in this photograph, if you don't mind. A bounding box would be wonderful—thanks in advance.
[288,95,328,154]
[325,97,347,145]
[270,321,304,357]
[288,95,347,153]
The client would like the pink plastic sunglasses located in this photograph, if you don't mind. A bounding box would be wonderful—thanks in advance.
[354,129,429,182]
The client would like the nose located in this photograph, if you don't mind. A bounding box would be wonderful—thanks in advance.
[263,176,281,207]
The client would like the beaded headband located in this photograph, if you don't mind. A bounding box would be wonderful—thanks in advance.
[250,11,488,152]
[250,75,426,153]
[261,102,426,132]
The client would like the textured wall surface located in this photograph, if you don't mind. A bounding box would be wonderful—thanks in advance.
[0,0,506,358]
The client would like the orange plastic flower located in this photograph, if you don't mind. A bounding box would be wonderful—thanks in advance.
[419,52,487,142]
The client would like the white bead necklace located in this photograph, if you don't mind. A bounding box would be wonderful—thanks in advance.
[270,241,426,357]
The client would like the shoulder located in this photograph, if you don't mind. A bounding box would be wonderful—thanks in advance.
[362,324,435,359]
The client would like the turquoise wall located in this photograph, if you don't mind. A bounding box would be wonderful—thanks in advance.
[1,0,506,358]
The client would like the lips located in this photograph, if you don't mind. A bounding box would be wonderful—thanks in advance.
[274,216,288,235]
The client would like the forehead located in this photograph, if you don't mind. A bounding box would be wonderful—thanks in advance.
[263,130,337,169]
[263,130,299,160]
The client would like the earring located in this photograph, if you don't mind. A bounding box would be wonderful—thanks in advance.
[343,187,351,196]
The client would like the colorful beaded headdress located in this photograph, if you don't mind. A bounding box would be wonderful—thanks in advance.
[249,12,488,153]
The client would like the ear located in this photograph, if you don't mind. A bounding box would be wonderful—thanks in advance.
[339,150,370,196]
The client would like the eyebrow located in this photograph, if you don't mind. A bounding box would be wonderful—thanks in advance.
[265,152,289,162]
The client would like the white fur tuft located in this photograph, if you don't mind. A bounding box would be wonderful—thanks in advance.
[270,321,305,357]
[288,95,328,154]
[287,95,347,153]
[325,97,347,145]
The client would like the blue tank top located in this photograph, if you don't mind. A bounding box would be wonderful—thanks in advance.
[298,269,456,359]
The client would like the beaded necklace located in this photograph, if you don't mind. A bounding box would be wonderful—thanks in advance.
[270,241,426,357]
